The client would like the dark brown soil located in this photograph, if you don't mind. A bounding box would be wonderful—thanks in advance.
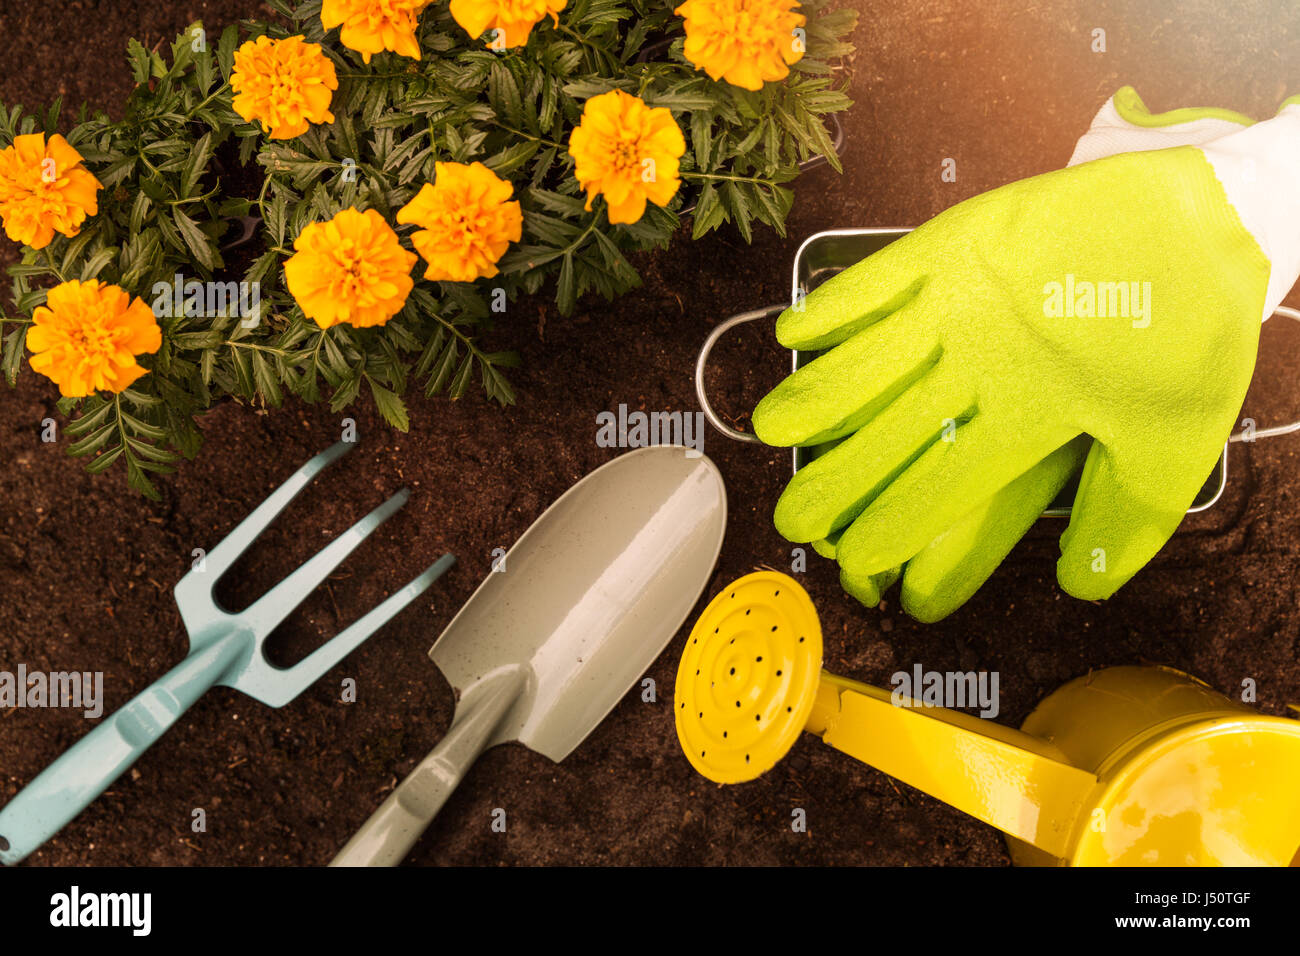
[2,0,1298,867]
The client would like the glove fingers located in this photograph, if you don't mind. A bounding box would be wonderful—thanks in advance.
[901,436,1091,622]
[837,416,1080,576]
[771,363,976,542]
[813,529,902,608]
[1056,436,1219,600]
[811,531,840,559]
[774,233,928,352]
[753,295,941,447]
[840,564,902,608]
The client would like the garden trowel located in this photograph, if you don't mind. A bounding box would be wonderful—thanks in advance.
[331,445,727,865]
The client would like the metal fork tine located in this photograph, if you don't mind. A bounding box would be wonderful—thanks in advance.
[239,488,412,638]
[182,442,352,590]
[252,553,457,706]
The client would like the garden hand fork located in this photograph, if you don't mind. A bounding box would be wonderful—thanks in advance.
[0,441,454,865]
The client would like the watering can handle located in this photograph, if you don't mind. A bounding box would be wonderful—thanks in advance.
[330,667,527,867]
[813,675,1101,859]
[0,634,243,866]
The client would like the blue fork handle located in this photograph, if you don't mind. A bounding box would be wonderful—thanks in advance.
[0,633,244,865]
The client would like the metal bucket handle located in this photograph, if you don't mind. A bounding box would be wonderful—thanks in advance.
[1230,304,1300,442]
[696,304,1300,446]
[694,304,786,443]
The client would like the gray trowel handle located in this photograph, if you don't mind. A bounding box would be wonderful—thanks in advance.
[330,668,526,867]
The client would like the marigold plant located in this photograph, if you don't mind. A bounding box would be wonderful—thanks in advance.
[231,35,339,139]
[322,0,431,61]
[449,0,568,48]
[569,90,685,224]
[397,162,523,281]
[0,133,101,249]
[27,280,161,398]
[676,0,808,90]
[0,1,855,496]
[285,207,417,328]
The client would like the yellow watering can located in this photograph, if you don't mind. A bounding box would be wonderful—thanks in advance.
[674,571,1300,866]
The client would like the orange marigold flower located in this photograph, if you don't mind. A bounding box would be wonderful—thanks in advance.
[396,162,522,282]
[284,208,417,329]
[27,280,162,398]
[321,0,430,62]
[675,0,806,91]
[568,90,685,225]
[231,35,339,140]
[0,133,102,250]
[449,0,566,49]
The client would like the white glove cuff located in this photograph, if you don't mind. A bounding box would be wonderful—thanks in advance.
[1199,106,1300,320]
[1069,95,1251,167]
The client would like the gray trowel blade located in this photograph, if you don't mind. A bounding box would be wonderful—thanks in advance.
[429,445,727,762]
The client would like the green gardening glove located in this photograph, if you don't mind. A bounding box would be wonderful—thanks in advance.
[895,88,1260,621]
[755,99,1300,613]
[809,87,1260,620]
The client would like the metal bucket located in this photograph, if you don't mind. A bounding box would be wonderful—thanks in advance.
[695,227,1300,516]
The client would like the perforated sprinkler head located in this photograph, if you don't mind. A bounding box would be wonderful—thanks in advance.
[674,571,823,783]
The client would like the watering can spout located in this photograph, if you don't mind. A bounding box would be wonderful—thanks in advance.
[805,673,1098,858]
